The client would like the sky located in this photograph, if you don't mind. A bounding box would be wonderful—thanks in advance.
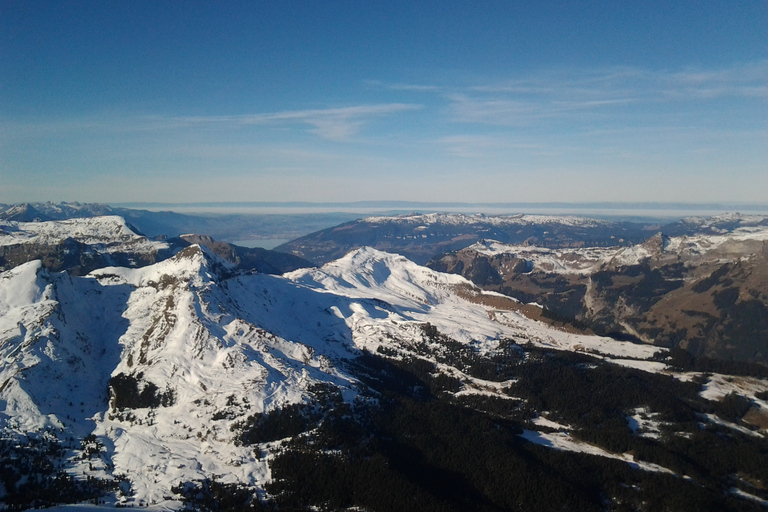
[1,1,766,205]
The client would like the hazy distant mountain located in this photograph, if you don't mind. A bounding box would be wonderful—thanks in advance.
[275,212,659,265]
[0,202,360,244]
[661,212,768,236]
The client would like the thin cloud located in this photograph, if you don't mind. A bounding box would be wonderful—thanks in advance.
[175,103,422,141]
[446,95,635,126]
[441,60,767,127]
[365,80,443,92]
[438,134,545,158]
[665,60,768,99]
[465,61,767,101]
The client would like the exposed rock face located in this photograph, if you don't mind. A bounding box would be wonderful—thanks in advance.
[428,226,768,364]
[0,238,171,276]
[179,234,313,274]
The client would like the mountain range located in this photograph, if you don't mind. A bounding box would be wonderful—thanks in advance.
[274,212,658,265]
[1,207,768,511]
[428,214,768,365]
[0,202,360,244]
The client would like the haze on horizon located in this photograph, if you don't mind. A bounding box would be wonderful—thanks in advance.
[1,1,766,205]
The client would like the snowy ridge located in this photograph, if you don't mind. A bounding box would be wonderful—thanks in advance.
[363,212,611,227]
[0,201,117,221]
[678,212,768,229]
[662,226,768,256]
[286,247,663,359]
[467,224,768,274]
[467,240,652,274]
[287,247,469,307]
[519,430,675,474]
[91,244,233,288]
[0,216,168,254]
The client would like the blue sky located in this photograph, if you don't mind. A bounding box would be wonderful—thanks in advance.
[1,1,766,204]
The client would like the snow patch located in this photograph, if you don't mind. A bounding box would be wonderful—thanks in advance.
[519,430,676,474]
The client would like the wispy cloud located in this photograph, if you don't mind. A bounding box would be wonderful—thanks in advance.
[446,94,638,126]
[438,134,545,158]
[467,61,768,100]
[371,61,767,127]
[664,60,768,99]
[365,80,442,92]
[173,103,422,141]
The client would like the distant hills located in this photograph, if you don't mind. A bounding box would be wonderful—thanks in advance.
[277,212,741,265]
[274,212,657,265]
[0,202,360,243]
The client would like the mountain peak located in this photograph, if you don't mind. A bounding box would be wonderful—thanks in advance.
[91,243,237,289]
[639,232,671,256]
[172,243,238,280]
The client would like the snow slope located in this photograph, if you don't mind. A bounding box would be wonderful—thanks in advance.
[284,247,663,360]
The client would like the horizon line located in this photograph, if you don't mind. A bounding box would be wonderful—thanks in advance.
[108,200,768,210]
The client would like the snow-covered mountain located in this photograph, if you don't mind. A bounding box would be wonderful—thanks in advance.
[0,216,167,253]
[0,216,174,276]
[3,215,768,510]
